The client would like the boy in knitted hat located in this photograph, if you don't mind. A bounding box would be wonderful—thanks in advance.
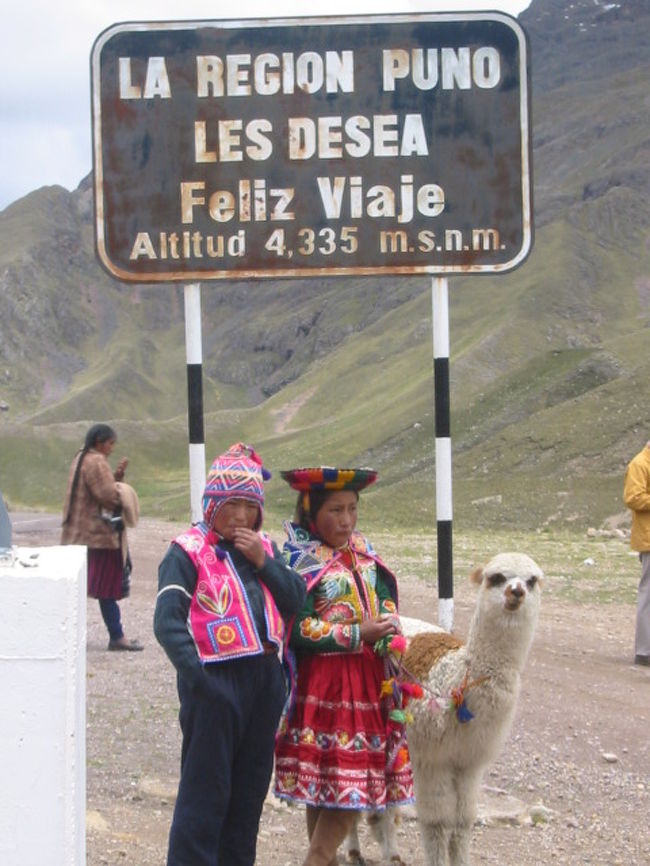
[154,443,306,866]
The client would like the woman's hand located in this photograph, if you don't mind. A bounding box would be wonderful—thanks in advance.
[115,457,129,481]
[359,615,398,645]
[232,527,266,570]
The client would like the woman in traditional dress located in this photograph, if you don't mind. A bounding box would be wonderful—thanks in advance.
[61,423,142,651]
[274,467,414,866]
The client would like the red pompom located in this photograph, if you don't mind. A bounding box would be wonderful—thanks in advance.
[389,634,407,654]
[402,682,424,700]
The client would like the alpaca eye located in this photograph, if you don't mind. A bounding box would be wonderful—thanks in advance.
[526,575,538,589]
[488,572,506,586]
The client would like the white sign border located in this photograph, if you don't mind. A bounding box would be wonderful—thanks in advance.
[91,12,532,282]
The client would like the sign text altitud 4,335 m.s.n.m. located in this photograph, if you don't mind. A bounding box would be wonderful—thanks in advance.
[91,13,532,282]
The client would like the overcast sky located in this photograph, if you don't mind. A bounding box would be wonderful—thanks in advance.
[0,0,530,211]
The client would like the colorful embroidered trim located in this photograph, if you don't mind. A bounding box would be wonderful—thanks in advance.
[281,467,378,492]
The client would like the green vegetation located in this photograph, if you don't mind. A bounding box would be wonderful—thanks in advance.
[1,7,649,536]
[371,526,638,608]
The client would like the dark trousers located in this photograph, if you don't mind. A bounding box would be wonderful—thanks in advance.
[167,653,286,866]
[98,598,123,641]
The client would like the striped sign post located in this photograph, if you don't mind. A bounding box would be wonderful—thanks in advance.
[184,284,206,524]
[432,277,454,632]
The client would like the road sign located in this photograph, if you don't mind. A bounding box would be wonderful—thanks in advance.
[91,13,532,282]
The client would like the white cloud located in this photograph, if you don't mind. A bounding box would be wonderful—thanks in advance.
[0,0,530,210]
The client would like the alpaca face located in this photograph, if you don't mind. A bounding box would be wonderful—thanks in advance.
[472,552,543,626]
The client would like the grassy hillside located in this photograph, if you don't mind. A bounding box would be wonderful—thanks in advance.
[1,0,649,534]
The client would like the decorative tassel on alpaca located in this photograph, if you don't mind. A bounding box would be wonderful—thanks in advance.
[450,669,490,723]
[375,632,408,657]
[377,633,411,769]
[376,632,489,726]
[377,632,425,769]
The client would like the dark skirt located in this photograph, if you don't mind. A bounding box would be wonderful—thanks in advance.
[87,547,126,600]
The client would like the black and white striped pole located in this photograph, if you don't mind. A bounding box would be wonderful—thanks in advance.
[184,284,206,525]
[432,276,454,632]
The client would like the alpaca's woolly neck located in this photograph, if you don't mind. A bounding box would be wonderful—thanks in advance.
[465,603,536,682]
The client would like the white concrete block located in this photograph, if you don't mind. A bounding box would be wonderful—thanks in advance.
[0,545,86,866]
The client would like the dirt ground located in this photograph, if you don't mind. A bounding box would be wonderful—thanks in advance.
[12,515,649,866]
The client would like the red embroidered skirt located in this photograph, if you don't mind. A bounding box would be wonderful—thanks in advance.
[274,645,413,810]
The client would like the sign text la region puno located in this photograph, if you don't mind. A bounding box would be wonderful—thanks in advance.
[91,13,532,282]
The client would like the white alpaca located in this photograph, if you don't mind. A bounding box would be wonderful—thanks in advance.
[404,552,543,866]
[342,616,445,866]
[343,807,403,866]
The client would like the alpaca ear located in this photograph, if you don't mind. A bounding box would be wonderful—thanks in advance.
[469,564,485,585]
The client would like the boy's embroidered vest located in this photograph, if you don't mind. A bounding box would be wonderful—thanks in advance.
[174,525,285,663]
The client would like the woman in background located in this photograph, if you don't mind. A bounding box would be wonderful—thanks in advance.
[61,423,142,651]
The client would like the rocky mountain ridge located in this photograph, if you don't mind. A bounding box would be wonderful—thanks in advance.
[1,0,649,530]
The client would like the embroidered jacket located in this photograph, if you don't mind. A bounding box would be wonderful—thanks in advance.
[283,522,398,654]
[174,524,285,662]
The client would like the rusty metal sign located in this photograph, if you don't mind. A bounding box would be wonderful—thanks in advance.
[91,13,532,282]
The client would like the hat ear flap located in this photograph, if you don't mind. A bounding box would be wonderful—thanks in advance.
[253,505,263,532]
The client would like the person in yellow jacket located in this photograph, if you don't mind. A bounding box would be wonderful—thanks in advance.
[623,440,650,666]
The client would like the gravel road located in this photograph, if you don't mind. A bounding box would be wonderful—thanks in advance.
[11,514,649,866]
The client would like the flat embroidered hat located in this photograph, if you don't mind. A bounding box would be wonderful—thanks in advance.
[280,466,378,492]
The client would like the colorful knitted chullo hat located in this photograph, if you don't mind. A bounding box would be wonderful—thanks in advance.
[202,442,271,530]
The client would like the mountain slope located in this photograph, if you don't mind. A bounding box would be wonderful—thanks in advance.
[1,0,649,531]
